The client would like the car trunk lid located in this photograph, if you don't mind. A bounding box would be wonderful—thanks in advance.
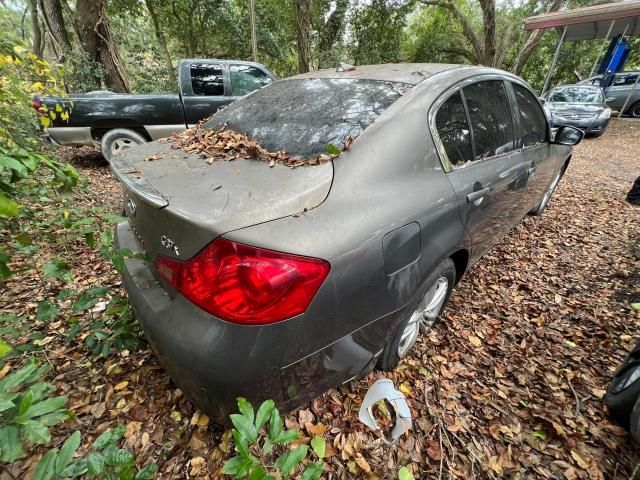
[112,141,333,261]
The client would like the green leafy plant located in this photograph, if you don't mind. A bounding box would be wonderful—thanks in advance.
[222,398,325,479]
[0,361,70,463]
[32,427,158,480]
[398,466,415,480]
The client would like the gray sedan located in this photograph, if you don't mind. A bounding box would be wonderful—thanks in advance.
[112,64,582,421]
[543,85,611,137]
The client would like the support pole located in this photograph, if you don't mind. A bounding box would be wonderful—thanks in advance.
[541,26,567,96]
[589,19,616,78]
[617,72,640,118]
[249,0,257,62]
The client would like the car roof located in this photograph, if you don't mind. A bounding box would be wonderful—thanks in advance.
[554,84,601,89]
[288,63,464,85]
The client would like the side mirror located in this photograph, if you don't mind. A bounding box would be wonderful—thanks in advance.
[553,125,584,146]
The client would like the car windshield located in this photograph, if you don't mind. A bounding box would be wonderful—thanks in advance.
[205,78,410,158]
[548,87,604,104]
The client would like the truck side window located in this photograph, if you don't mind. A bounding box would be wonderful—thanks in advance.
[230,65,272,96]
[190,63,224,96]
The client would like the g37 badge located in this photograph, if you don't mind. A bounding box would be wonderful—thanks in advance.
[161,235,180,256]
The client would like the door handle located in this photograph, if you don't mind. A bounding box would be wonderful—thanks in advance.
[466,187,490,203]
[528,166,537,176]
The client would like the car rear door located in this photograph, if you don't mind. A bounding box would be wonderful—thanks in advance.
[509,82,553,215]
[433,79,529,264]
[606,73,638,109]
[181,62,229,125]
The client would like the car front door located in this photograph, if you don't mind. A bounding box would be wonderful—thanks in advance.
[182,62,229,125]
[434,79,529,264]
[509,82,553,214]
[606,73,638,109]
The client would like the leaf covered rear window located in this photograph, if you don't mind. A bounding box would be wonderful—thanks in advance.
[205,78,410,158]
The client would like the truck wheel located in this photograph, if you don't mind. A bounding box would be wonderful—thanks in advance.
[100,128,147,163]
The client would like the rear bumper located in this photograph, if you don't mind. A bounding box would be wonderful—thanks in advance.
[115,222,386,421]
[550,117,609,135]
[44,127,93,146]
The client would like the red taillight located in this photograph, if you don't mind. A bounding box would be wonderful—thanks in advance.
[156,239,330,325]
[32,99,43,115]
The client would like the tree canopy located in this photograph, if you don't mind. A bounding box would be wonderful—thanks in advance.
[1,0,638,93]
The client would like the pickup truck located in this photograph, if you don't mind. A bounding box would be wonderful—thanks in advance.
[34,59,277,161]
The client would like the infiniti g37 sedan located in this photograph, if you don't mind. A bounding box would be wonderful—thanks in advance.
[112,64,583,421]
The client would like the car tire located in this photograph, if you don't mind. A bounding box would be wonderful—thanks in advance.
[100,128,147,163]
[628,396,640,442]
[605,345,640,429]
[626,101,640,119]
[530,165,566,216]
[377,258,456,371]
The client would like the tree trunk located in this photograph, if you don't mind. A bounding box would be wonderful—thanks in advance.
[28,0,44,59]
[74,0,131,92]
[295,0,311,73]
[318,0,348,56]
[478,0,496,65]
[145,0,173,70]
[40,0,71,60]
[511,0,565,74]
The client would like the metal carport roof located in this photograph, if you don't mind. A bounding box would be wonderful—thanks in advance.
[525,1,640,41]
[525,0,640,115]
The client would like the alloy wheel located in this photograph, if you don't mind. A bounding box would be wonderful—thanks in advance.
[111,137,136,156]
[397,277,449,358]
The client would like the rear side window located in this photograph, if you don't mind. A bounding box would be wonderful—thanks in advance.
[230,65,272,96]
[512,83,548,148]
[463,80,514,160]
[435,91,473,167]
[613,74,638,86]
[190,63,224,96]
[206,78,408,158]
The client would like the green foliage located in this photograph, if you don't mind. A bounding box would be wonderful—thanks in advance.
[0,42,78,230]
[222,398,325,479]
[0,361,70,463]
[32,427,158,480]
[350,0,413,66]
[398,466,415,480]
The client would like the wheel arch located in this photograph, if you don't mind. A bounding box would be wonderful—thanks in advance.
[90,120,151,141]
[562,154,572,174]
[449,248,469,285]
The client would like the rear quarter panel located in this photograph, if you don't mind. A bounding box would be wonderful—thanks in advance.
[225,73,472,366]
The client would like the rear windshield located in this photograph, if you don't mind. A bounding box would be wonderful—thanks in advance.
[205,78,409,158]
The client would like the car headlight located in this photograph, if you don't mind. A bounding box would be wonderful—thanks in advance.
[598,108,611,120]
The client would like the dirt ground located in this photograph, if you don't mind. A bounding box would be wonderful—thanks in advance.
[3,119,640,479]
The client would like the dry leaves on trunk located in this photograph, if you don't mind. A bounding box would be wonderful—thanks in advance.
[169,123,333,168]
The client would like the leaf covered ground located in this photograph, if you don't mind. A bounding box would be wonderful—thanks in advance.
[2,120,640,479]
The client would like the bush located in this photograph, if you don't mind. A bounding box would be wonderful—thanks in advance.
[0,361,70,463]
[32,427,158,480]
[222,398,325,479]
